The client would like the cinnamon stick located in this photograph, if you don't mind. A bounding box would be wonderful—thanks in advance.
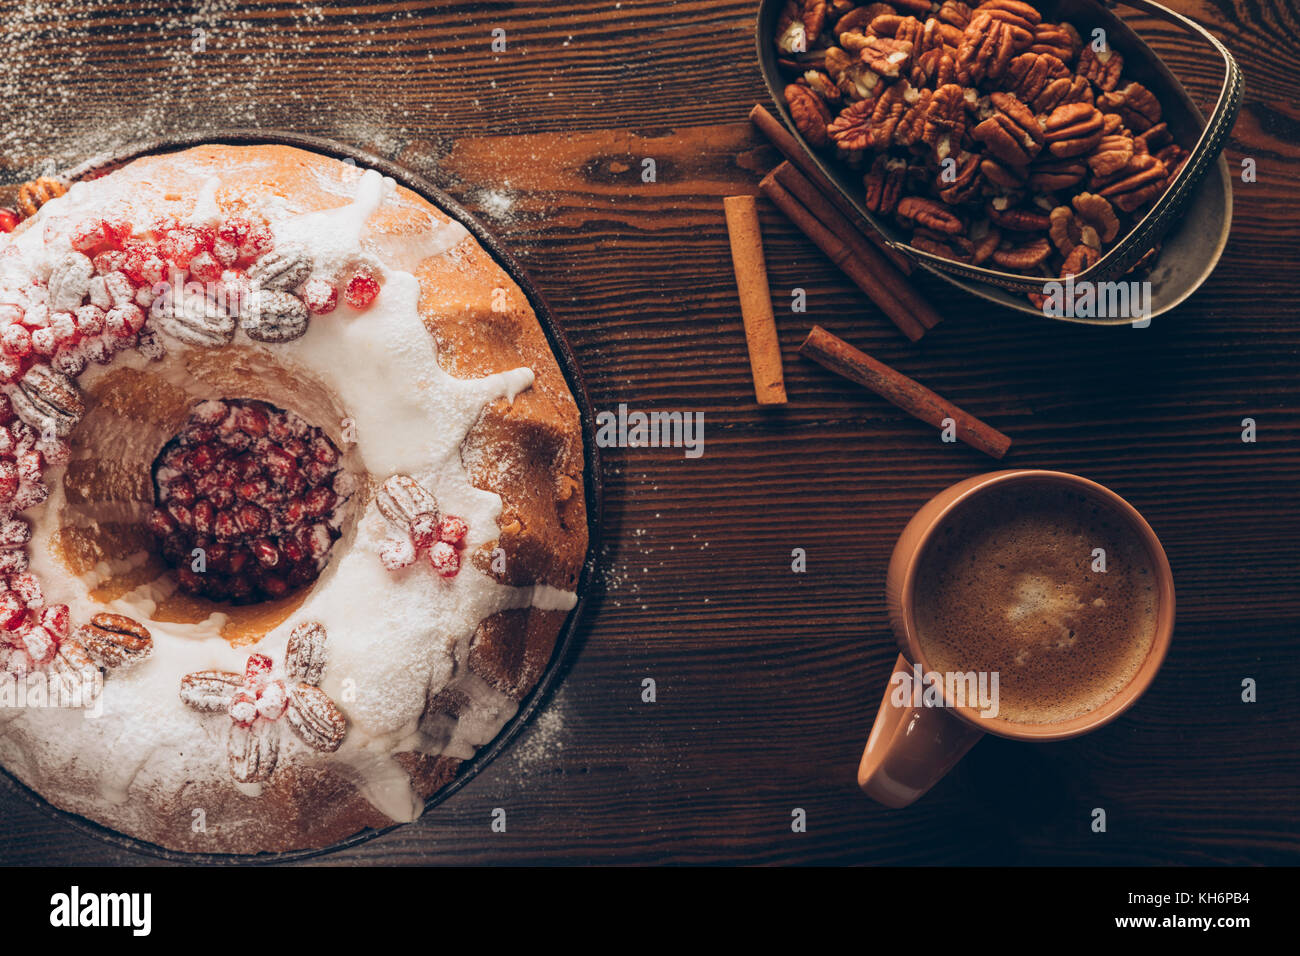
[723,195,788,404]
[771,161,942,333]
[799,325,1012,459]
[759,172,929,342]
[749,103,913,275]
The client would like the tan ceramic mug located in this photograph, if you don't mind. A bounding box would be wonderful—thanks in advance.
[858,469,1175,808]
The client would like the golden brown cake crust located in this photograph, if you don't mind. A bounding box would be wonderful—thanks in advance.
[1,144,588,854]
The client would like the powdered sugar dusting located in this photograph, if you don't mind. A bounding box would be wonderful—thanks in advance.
[0,2,445,184]
[0,147,578,841]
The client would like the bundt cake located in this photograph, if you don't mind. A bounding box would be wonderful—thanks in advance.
[0,144,588,853]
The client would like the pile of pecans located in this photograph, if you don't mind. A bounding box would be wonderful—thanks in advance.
[775,0,1190,284]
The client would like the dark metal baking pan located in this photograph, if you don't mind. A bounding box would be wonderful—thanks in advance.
[0,130,603,863]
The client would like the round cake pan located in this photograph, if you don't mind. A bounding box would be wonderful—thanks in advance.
[0,131,604,864]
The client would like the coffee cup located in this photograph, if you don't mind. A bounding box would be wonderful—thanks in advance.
[858,469,1175,808]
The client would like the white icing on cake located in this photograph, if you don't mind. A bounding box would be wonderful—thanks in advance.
[0,157,579,838]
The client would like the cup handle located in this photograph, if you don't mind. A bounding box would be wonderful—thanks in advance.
[857,653,986,808]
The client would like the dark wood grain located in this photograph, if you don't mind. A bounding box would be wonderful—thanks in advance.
[0,0,1297,865]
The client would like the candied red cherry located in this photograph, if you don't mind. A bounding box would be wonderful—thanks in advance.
[105,304,145,337]
[303,486,335,518]
[188,250,223,283]
[278,536,306,565]
[74,305,106,336]
[0,591,24,630]
[244,653,273,689]
[40,439,71,466]
[39,604,70,638]
[192,400,228,425]
[49,311,77,347]
[300,278,338,315]
[236,477,269,502]
[16,450,41,484]
[102,216,132,247]
[192,499,215,536]
[262,446,297,483]
[162,227,208,269]
[235,404,269,437]
[122,241,167,285]
[0,354,22,386]
[1,324,31,357]
[211,239,240,267]
[70,218,109,253]
[238,222,274,261]
[259,572,289,598]
[380,536,416,571]
[252,538,281,568]
[0,208,18,234]
[0,551,29,574]
[226,548,250,575]
[147,508,176,537]
[213,509,240,541]
[92,249,127,276]
[410,512,440,551]
[228,691,258,726]
[256,679,288,720]
[167,476,196,506]
[236,503,270,535]
[217,216,251,245]
[344,269,379,310]
[306,524,332,561]
[148,215,181,239]
[429,541,461,578]
[20,624,57,664]
[29,327,57,356]
[436,515,468,548]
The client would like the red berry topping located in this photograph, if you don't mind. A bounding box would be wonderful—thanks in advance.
[256,680,288,720]
[244,653,273,688]
[10,572,42,607]
[92,249,127,276]
[380,537,416,570]
[1,323,31,356]
[0,592,24,630]
[238,223,274,261]
[147,399,347,605]
[436,514,468,548]
[343,269,380,310]
[252,538,281,568]
[228,691,258,726]
[105,304,145,337]
[148,215,181,239]
[188,250,223,283]
[218,217,251,245]
[0,208,18,234]
[29,327,57,356]
[428,541,461,578]
[410,512,440,551]
[70,218,109,253]
[300,278,338,315]
[39,604,70,638]
[147,508,176,537]
[101,216,133,247]
[20,624,58,664]
[303,486,335,518]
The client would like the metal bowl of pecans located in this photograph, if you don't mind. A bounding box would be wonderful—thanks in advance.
[757,0,1242,321]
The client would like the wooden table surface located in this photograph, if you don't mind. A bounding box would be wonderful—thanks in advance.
[0,0,1296,866]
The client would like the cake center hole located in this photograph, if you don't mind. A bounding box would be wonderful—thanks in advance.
[147,398,345,605]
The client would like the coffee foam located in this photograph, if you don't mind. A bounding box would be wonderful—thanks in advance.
[913,483,1159,725]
